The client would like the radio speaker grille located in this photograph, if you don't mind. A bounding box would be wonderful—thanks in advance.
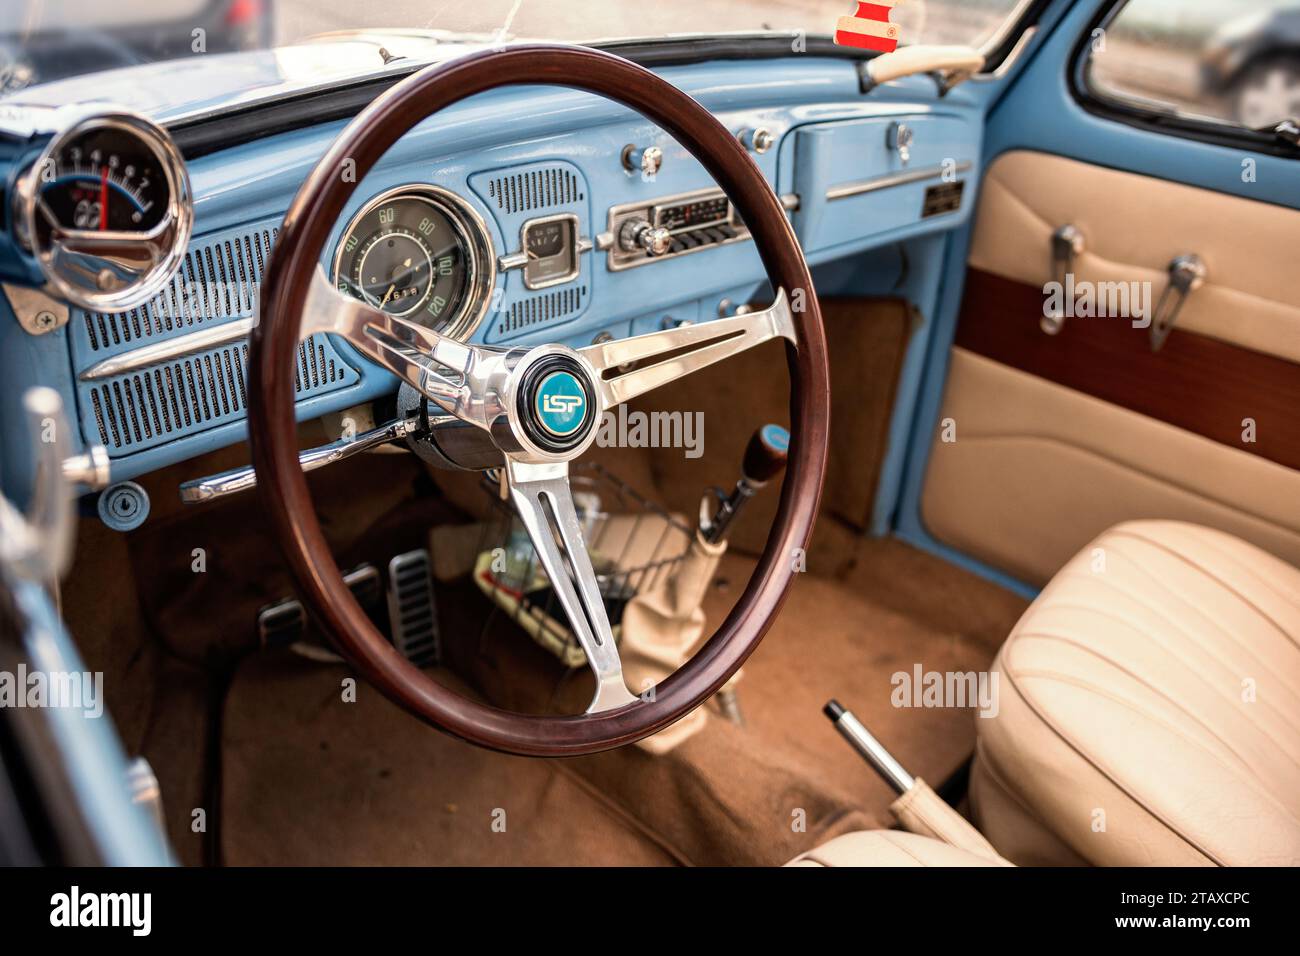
[483,166,583,214]
[494,286,588,339]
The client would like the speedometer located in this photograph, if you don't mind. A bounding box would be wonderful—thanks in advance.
[15,109,192,312]
[333,186,495,341]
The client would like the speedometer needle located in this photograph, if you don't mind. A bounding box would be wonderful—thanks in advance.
[379,284,396,308]
[99,168,109,231]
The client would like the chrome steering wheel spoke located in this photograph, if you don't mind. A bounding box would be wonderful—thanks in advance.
[579,288,796,406]
[301,265,510,430]
[505,458,639,714]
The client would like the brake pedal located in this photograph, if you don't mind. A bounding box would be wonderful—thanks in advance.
[257,564,381,654]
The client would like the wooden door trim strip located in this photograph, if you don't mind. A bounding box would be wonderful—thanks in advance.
[954,268,1300,472]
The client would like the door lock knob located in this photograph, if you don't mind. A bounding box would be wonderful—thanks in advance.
[887,121,915,165]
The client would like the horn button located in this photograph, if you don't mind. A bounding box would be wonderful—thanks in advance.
[515,354,598,455]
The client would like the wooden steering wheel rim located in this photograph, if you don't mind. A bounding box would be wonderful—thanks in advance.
[248,44,830,756]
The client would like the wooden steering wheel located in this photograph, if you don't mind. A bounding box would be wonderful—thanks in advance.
[247,44,830,756]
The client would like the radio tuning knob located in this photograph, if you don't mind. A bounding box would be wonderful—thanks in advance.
[619,218,672,257]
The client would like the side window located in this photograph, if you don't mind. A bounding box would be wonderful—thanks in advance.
[1085,0,1300,131]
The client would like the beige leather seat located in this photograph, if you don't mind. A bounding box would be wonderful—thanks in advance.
[972,521,1300,866]
[787,830,1006,867]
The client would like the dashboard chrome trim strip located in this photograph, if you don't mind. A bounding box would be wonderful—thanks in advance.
[78,317,255,381]
[825,161,972,201]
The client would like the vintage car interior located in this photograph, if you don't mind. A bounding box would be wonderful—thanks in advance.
[0,0,1297,871]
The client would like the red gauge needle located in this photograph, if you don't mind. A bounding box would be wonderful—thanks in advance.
[99,168,109,231]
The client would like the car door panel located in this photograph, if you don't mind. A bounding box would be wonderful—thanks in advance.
[921,150,1300,586]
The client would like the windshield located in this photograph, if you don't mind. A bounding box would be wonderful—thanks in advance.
[0,0,1028,94]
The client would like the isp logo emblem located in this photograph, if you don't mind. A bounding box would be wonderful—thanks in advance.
[534,370,588,438]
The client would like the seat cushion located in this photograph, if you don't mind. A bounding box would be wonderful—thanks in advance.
[973,521,1300,866]
[786,830,1008,867]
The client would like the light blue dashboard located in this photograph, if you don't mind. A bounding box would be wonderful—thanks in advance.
[0,55,984,499]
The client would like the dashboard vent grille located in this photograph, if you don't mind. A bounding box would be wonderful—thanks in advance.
[496,286,587,338]
[485,167,583,214]
[85,336,352,454]
[68,216,362,457]
[80,225,276,352]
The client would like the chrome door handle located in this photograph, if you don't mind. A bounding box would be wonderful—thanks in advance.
[1149,254,1207,352]
[1042,224,1085,335]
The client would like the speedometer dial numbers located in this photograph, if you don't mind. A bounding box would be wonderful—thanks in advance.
[333,186,495,341]
[16,109,192,312]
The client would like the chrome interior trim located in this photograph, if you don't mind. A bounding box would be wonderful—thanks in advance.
[15,108,193,313]
[178,417,417,503]
[0,387,77,582]
[604,186,752,272]
[825,161,973,201]
[830,707,916,794]
[579,288,795,407]
[78,317,255,381]
[497,212,589,290]
[505,458,639,714]
[302,266,514,435]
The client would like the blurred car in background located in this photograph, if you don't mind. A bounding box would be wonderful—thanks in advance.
[0,0,272,94]
[1201,4,1300,128]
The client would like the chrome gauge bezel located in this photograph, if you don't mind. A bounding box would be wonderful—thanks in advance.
[17,109,193,313]
[331,184,496,342]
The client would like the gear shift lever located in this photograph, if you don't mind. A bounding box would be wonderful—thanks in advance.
[700,424,789,544]
[618,424,791,746]
[694,424,790,725]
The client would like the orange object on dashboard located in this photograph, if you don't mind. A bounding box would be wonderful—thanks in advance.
[834,1,906,53]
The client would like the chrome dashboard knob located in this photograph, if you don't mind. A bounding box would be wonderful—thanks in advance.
[621,144,664,177]
[619,218,672,257]
[739,127,775,154]
[887,121,914,165]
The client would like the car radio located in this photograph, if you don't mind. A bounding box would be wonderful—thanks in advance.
[602,187,751,271]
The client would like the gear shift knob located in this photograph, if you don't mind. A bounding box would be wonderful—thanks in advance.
[742,424,790,486]
[700,424,790,544]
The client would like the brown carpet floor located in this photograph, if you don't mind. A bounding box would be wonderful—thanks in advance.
[219,533,1025,866]
[220,656,681,866]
